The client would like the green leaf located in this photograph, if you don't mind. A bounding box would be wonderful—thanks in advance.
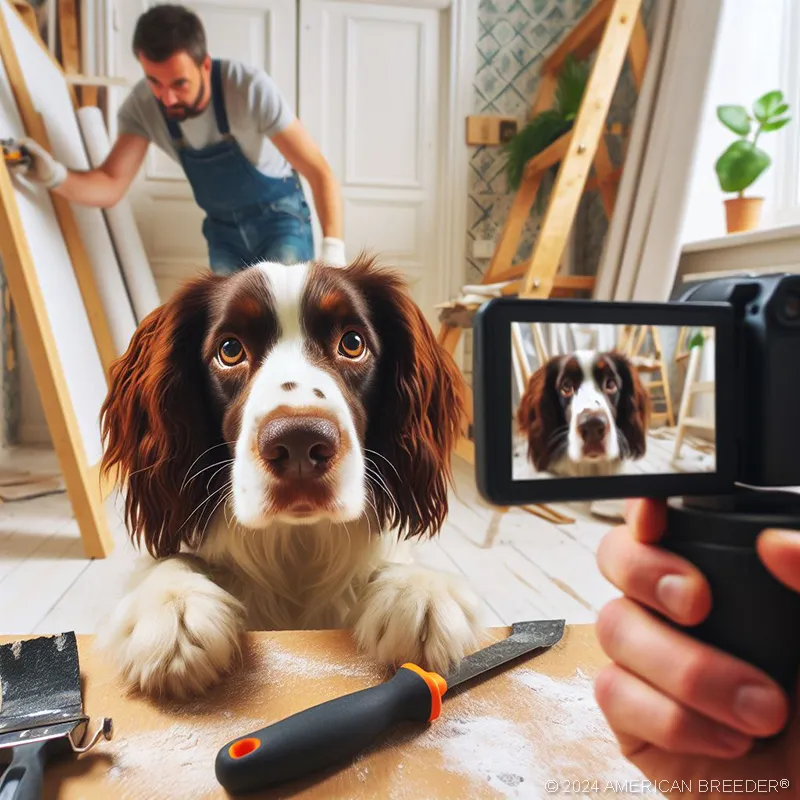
[715,140,771,193]
[753,90,784,122]
[717,105,750,136]
[554,54,590,118]
[503,110,572,190]
[688,331,705,349]
[761,116,791,132]
[772,103,790,118]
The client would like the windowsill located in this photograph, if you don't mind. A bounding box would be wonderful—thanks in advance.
[676,221,800,284]
[682,222,800,254]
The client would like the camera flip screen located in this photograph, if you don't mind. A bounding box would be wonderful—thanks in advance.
[473,298,737,507]
[510,322,717,481]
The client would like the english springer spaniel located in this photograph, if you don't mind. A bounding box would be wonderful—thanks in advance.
[515,350,650,477]
[97,256,482,700]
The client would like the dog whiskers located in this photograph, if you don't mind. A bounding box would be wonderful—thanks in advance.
[179,441,236,493]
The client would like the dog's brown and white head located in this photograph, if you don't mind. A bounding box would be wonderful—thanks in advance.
[516,350,650,476]
[100,256,466,557]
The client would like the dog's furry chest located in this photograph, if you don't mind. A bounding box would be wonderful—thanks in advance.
[197,515,395,631]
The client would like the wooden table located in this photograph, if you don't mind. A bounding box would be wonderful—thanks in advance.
[5,624,658,799]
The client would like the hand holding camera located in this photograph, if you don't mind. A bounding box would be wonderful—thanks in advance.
[593,498,800,790]
[471,272,800,773]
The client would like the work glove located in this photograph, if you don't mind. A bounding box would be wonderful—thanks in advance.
[320,237,346,267]
[17,137,67,189]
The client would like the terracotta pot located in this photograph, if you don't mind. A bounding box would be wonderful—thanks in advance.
[724,196,763,233]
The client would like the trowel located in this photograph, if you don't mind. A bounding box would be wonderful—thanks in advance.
[0,632,112,800]
[215,618,566,794]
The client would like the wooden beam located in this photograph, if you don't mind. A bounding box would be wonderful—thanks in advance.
[483,172,542,284]
[501,275,595,296]
[543,0,615,74]
[523,130,573,180]
[1,4,117,379]
[627,10,649,91]
[520,0,642,298]
[593,136,617,217]
[0,163,113,557]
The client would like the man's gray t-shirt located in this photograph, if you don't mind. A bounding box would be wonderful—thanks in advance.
[117,59,295,178]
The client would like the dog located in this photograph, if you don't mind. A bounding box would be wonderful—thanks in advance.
[97,256,483,700]
[515,350,650,477]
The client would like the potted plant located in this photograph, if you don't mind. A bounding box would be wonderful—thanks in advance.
[715,90,791,233]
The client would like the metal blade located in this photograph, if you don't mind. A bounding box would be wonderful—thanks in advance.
[445,619,565,690]
[0,632,85,736]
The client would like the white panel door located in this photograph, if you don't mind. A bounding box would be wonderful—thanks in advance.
[299,0,443,325]
[112,0,297,293]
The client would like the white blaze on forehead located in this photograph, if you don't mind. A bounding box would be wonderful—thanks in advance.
[566,350,619,462]
[230,261,366,526]
[572,350,606,411]
[257,260,310,340]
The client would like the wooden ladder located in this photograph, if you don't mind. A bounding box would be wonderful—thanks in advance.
[439,0,648,494]
[618,324,675,427]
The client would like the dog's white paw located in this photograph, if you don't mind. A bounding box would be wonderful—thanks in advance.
[353,564,483,675]
[98,557,246,701]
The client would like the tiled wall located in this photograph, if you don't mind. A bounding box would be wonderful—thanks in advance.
[460,0,655,379]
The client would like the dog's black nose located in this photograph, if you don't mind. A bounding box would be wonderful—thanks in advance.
[577,411,608,443]
[258,416,340,478]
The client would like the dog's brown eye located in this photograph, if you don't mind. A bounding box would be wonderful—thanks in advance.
[218,338,245,366]
[339,330,365,359]
[604,378,617,392]
[559,380,573,397]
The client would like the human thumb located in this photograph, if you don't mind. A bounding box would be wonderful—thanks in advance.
[757,528,800,594]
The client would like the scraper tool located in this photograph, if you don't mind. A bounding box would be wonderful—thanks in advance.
[0,632,112,800]
[215,618,565,795]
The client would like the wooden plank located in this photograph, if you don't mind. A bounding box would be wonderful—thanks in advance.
[529,71,557,116]
[58,0,80,76]
[592,136,617,217]
[1,4,116,378]
[0,9,114,560]
[542,0,615,74]
[520,0,642,298]
[500,275,595,296]
[0,162,113,558]
[522,130,573,180]
[483,172,542,283]
[627,9,649,91]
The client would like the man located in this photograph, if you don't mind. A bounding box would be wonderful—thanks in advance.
[18,4,345,272]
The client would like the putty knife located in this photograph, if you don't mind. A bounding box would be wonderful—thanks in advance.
[0,632,113,800]
[215,618,565,795]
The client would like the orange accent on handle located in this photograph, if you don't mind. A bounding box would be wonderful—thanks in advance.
[229,737,261,759]
[400,663,448,721]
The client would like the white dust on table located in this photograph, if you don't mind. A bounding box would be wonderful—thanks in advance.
[10,640,21,659]
[102,639,384,799]
[104,718,266,800]
[385,667,651,800]
[264,640,384,682]
[54,633,66,651]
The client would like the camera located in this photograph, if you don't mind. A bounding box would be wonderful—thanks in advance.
[472,273,800,706]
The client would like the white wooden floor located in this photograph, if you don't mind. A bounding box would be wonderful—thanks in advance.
[0,444,622,636]
[512,426,716,481]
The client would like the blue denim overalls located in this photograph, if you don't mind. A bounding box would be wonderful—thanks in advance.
[160,59,314,274]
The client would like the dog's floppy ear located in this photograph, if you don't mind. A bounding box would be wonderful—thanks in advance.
[611,351,650,459]
[347,256,467,539]
[100,273,227,557]
[517,358,562,471]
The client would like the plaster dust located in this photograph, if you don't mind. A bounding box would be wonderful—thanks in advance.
[100,636,388,799]
[377,667,654,800]
[98,639,653,800]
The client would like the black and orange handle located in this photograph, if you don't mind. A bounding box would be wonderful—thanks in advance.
[214,663,447,795]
